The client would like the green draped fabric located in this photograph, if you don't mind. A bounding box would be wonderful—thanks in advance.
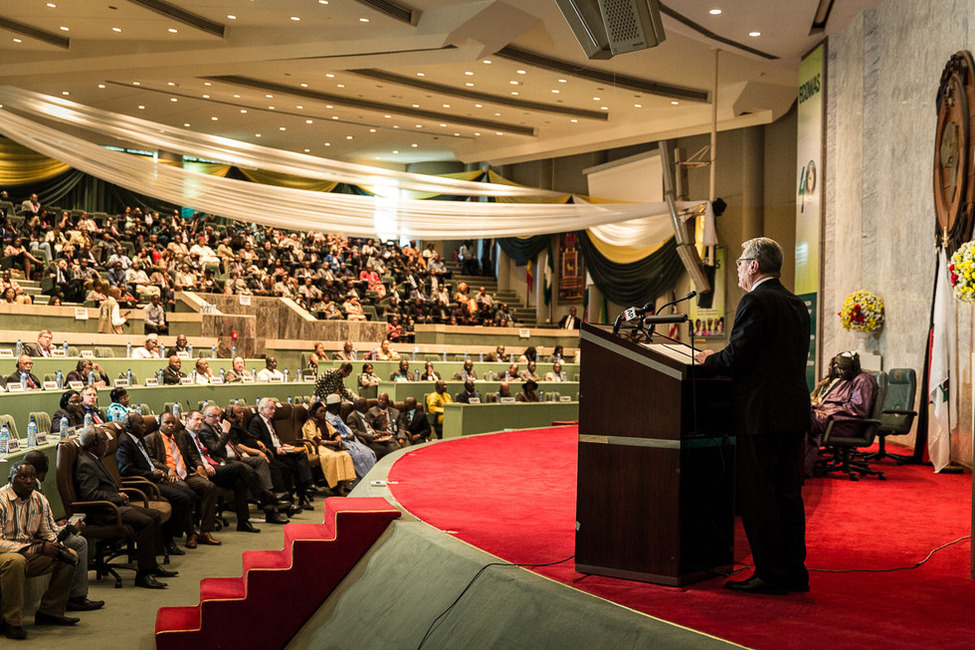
[578,231,684,307]
[498,235,549,264]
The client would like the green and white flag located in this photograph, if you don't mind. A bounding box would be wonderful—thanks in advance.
[928,249,954,472]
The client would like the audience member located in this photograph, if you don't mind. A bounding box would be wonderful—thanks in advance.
[23,329,54,358]
[132,333,162,359]
[6,354,39,389]
[398,397,432,445]
[323,395,377,477]
[162,355,186,385]
[425,380,452,438]
[455,380,482,404]
[389,359,414,382]
[346,397,398,460]
[256,356,284,382]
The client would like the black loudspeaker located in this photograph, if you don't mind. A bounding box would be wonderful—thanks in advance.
[555,0,666,60]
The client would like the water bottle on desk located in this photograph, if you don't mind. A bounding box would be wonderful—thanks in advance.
[172,402,181,420]
[88,370,96,385]
[83,412,92,429]
[191,370,197,383]
[287,395,293,404]
[157,369,164,384]
[63,341,69,355]
[442,351,447,362]
[188,344,194,357]
[284,368,290,383]
[479,352,483,362]
[0,424,8,456]
[59,415,69,440]
[126,368,133,385]
[15,339,21,356]
[231,344,237,358]
[220,368,225,381]
[539,390,545,402]
[126,342,132,358]
[20,374,26,391]
[26,418,36,448]
[56,369,63,389]
[211,345,217,358]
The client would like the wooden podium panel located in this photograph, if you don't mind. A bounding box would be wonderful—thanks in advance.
[574,324,734,586]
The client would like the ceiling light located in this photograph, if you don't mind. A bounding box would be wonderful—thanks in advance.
[304,149,310,152]
[510,91,519,95]
[384,114,391,118]
[453,133,459,136]
[46,2,56,6]
[516,70,526,74]
[326,73,334,78]
[465,83,474,87]
[170,98,178,102]
[255,134,261,137]
[132,81,141,86]
[494,112,501,116]
[415,124,422,128]
[464,71,474,76]
[240,109,248,113]
[332,116,338,120]
[279,127,286,131]
[346,135,353,139]
[439,123,446,127]
[593,96,600,100]
[411,143,418,147]
[300,83,308,87]
[227,15,237,20]
[211,116,218,121]
[509,81,519,85]
[369,128,376,132]
[184,123,190,127]
[392,150,399,154]
[265,94,273,98]
[748,31,761,37]
[202,94,210,98]
[474,132,481,136]
[359,18,369,22]
[337,84,345,88]
[671,100,680,105]
[290,16,301,21]
[59,26,69,31]
[319,0,329,4]
[496,131,503,135]
[324,142,331,146]
[416,73,425,77]
[138,105,145,109]
[551,89,560,94]
[168,28,178,33]
[112,27,122,32]
[167,82,175,86]
[482,60,492,64]
[442,104,450,108]
[558,78,567,83]
[305,119,313,124]
[411,103,419,108]
[204,82,212,86]
[325,105,332,109]
[474,103,483,108]
[97,84,105,89]
[233,94,240,98]
[600,106,608,110]
[269,106,276,110]
[62,91,70,96]
[633,103,642,108]
[13,38,22,43]
[709,8,722,15]
[570,119,578,123]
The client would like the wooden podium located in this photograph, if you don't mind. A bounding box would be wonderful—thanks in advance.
[574,323,735,586]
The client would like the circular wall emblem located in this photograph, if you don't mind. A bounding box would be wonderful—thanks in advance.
[934,51,975,254]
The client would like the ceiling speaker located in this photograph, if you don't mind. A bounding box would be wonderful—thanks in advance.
[555,0,666,60]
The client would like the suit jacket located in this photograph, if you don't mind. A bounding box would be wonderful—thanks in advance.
[389,370,415,381]
[366,405,400,435]
[454,390,481,403]
[144,430,205,474]
[162,366,186,385]
[247,414,282,455]
[75,450,125,524]
[558,314,580,329]
[22,342,52,358]
[5,371,40,389]
[398,408,431,440]
[345,410,386,443]
[702,278,810,436]
[116,432,164,481]
[197,422,232,462]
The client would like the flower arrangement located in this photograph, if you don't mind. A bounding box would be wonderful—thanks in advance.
[838,289,885,333]
[949,241,975,303]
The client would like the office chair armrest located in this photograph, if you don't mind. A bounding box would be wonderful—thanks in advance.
[120,487,149,507]
[882,409,917,416]
[830,415,881,425]
[121,477,162,499]
[71,500,124,527]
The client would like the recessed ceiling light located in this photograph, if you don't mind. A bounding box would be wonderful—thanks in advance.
[474,132,481,136]
[97,84,105,89]
[510,91,519,95]
[62,91,70,96]
[227,15,237,20]
[671,100,680,105]
[600,106,608,110]
[112,27,122,32]
[326,73,334,78]
[13,38,22,43]
[167,82,175,86]
[369,128,376,132]
[593,96,600,101]
[59,26,69,31]
[411,143,418,147]
[359,18,369,22]
[442,104,450,108]
[170,98,178,102]
[168,28,178,33]
[496,131,503,135]
[138,105,146,109]
[516,70,526,75]
[325,105,332,109]
[290,16,300,21]
[415,124,422,128]
[384,114,391,118]
[184,123,190,127]
[255,134,261,137]
[634,103,642,108]
[392,150,399,154]
[324,142,331,146]
[337,84,345,88]
[319,0,328,4]
[509,81,519,85]
[46,2,56,7]
[411,103,419,108]
[551,89,560,94]
[464,71,474,76]
[465,82,474,87]
[474,103,483,108]
[393,125,399,129]
[269,106,275,110]
[453,132,459,136]
[570,119,578,123]
[346,135,353,139]
[265,94,273,98]
[439,123,446,127]
[305,119,313,124]
[494,112,501,116]
[558,78,567,83]
[332,116,338,120]
[709,8,722,15]
[240,109,248,113]
[279,127,286,131]
[748,31,761,37]
[211,116,218,121]
[300,83,308,87]
[132,81,141,86]
[482,60,492,64]
[416,72,425,77]
[203,82,212,86]
[304,149,311,152]
[233,94,240,98]
[202,94,210,99]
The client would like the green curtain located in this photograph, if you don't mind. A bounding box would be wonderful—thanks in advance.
[498,235,549,264]
[577,231,684,306]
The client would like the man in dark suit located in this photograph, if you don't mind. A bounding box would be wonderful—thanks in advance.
[162,355,186,385]
[397,397,432,445]
[6,355,40,389]
[22,329,54,358]
[248,398,315,509]
[75,428,177,589]
[558,306,581,329]
[144,413,221,547]
[346,397,398,460]
[366,392,405,444]
[79,386,107,424]
[116,412,196,555]
[696,237,811,595]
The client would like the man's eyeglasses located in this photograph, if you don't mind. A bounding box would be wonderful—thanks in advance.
[735,257,756,267]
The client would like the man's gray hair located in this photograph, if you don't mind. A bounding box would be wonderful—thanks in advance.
[79,426,99,449]
[741,237,783,276]
[258,396,276,411]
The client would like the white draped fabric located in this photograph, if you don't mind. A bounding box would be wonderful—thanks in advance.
[0,87,713,240]
[0,86,561,198]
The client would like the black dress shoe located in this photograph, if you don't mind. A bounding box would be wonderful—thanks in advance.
[151,566,179,578]
[135,573,168,589]
[274,492,294,504]
[236,521,261,533]
[723,576,789,595]
[265,509,289,524]
[164,540,186,556]
[286,504,302,518]
[66,597,105,611]
[1,620,27,640]
[34,612,80,626]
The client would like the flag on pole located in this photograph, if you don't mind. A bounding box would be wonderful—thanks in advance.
[526,259,534,296]
[928,248,955,472]
[543,244,554,305]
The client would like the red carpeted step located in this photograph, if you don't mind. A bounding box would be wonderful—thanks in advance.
[156,497,400,650]
[199,576,245,600]
[155,606,200,634]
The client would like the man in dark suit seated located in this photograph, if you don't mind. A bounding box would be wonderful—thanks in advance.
[144,413,221,548]
[367,392,406,447]
[162,355,186,385]
[75,428,177,589]
[22,329,54,358]
[0,462,79,639]
[397,397,432,445]
[116,412,196,556]
[558,306,581,329]
[454,380,482,404]
[247,398,316,510]
[346,397,398,460]
[695,237,811,596]
[6,355,40,390]
[79,385,107,424]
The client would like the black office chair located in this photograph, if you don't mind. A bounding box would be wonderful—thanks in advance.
[866,368,917,464]
[818,371,887,481]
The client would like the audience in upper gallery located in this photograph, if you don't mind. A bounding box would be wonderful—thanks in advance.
[419,361,441,382]
[357,363,381,393]
[389,359,414,382]
[131,333,162,359]
[0,195,526,333]
[544,362,567,382]
[516,379,540,403]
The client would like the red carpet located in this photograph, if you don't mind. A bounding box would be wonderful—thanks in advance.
[155,497,399,650]
[388,427,974,649]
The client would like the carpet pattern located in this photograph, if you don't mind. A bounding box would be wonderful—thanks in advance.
[154,497,399,650]
[388,427,974,650]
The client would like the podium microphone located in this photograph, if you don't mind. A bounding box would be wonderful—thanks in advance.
[646,291,696,337]
[653,290,697,316]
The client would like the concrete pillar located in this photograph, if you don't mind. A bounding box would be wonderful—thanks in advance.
[741,126,765,240]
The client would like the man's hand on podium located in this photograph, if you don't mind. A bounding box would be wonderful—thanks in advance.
[694,349,714,364]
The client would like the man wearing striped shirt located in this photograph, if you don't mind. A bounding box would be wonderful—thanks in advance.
[0,462,79,639]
